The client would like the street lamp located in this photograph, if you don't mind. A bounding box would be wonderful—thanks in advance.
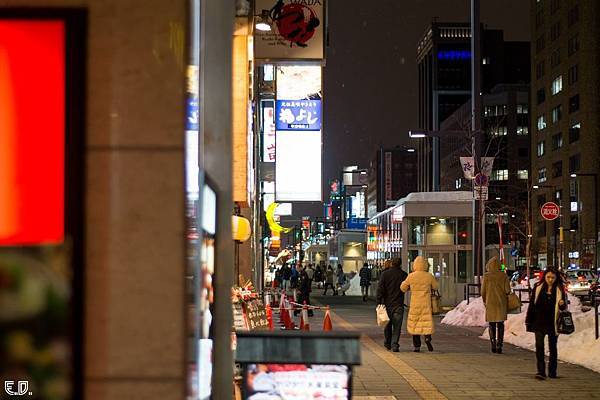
[570,173,598,269]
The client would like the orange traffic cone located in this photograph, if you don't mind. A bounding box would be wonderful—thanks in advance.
[266,304,274,330]
[323,305,333,331]
[301,302,310,331]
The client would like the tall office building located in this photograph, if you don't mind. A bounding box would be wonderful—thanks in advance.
[530,0,600,268]
[415,22,530,192]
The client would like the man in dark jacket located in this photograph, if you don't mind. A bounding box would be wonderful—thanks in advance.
[359,263,372,302]
[377,258,408,352]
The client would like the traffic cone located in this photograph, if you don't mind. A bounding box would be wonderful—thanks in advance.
[323,305,333,331]
[301,302,310,331]
[266,304,274,330]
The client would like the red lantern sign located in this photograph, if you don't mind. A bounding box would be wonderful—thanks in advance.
[540,202,560,221]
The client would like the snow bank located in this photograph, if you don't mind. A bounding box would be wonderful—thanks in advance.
[479,295,600,373]
[441,297,487,327]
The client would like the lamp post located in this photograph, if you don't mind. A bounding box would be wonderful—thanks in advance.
[570,173,598,269]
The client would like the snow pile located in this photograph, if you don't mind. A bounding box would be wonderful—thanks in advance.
[480,295,600,373]
[441,297,487,327]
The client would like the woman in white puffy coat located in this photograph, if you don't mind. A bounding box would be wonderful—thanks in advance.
[401,256,439,352]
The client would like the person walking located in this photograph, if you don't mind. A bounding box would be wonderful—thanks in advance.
[359,263,372,302]
[481,256,511,354]
[323,265,336,295]
[314,265,323,288]
[306,263,315,287]
[401,256,439,352]
[377,258,408,352]
[281,264,291,295]
[525,267,567,380]
[336,264,347,296]
[296,267,314,317]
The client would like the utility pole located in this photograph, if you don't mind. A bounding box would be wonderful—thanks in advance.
[471,0,484,281]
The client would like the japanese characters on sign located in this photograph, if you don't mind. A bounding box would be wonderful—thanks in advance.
[276,99,322,131]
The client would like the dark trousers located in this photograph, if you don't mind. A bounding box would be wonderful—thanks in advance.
[412,334,432,348]
[535,331,558,376]
[384,307,404,349]
[323,283,336,295]
[489,322,505,342]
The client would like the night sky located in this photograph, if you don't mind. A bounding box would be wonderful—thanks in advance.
[287,0,531,222]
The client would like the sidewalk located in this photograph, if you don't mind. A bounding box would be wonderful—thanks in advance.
[311,293,600,400]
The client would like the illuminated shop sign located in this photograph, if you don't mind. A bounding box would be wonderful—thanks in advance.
[276,99,321,131]
[437,50,471,60]
[0,20,65,245]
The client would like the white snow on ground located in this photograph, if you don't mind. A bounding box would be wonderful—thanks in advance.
[443,294,600,373]
[441,297,487,327]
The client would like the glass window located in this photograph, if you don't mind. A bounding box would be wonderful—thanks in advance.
[517,169,529,180]
[568,5,579,27]
[407,217,425,245]
[552,132,563,150]
[569,154,581,174]
[550,49,561,68]
[551,75,563,95]
[426,218,454,246]
[489,126,508,136]
[552,161,563,178]
[517,126,529,135]
[491,169,509,181]
[537,115,547,131]
[550,21,561,41]
[538,167,547,183]
[536,88,546,104]
[537,141,545,157]
[551,104,562,123]
[517,104,529,114]
[568,64,578,85]
[536,61,545,79]
[568,34,579,56]
[569,94,580,113]
[569,122,580,143]
[457,218,471,245]
[550,0,560,14]
[536,34,545,53]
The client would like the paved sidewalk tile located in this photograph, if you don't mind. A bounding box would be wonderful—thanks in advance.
[312,293,600,400]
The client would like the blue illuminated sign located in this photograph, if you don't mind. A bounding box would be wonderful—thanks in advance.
[437,50,471,60]
[276,99,322,131]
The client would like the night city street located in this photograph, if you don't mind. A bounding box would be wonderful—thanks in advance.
[1,0,600,399]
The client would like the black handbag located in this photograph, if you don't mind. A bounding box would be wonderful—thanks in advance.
[557,310,575,335]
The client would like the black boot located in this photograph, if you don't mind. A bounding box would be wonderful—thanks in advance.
[489,323,497,353]
[496,323,504,354]
[425,336,434,352]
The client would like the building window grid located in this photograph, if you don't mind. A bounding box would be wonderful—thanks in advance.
[568,65,578,85]
[536,34,545,53]
[536,61,545,80]
[550,21,561,41]
[517,104,529,114]
[517,170,529,180]
[538,167,547,183]
[552,160,563,178]
[569,154,581,174]
[491,169,509,181]
[568,5,579,27]
[484,105,508,117]
[537,115,547,131]
[489,126,508,137]
[517,126,529,136]
[569,94,580,113]
[551,104,562,124]
[551,75,563,95]
[569,122,580,143]
[552,132,563,150]
[537,141,545,157]
[550,49,561,68]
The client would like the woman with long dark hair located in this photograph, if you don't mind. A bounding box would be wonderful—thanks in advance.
[525,267,567,380]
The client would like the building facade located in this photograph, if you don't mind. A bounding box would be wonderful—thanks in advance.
[439,84,531,262]
[530,0,600,268]
[366,147,418,218]
[415,22,530,192]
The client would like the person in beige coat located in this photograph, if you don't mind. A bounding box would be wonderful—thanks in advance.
[400,256,439,352]
[480,256,511,354]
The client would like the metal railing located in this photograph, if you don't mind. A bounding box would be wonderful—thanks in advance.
[593,294,600,340]
[513,288,531,313]
[464,283,481,304]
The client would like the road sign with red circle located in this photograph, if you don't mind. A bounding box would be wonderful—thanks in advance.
[540,202,560,220]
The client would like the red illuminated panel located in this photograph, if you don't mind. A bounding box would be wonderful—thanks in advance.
[0,20,65,245]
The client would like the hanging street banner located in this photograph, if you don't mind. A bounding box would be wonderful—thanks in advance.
[460,157,475,180]
[276,99,321,130]
[480,157,495,177]
[254,0,325,60]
